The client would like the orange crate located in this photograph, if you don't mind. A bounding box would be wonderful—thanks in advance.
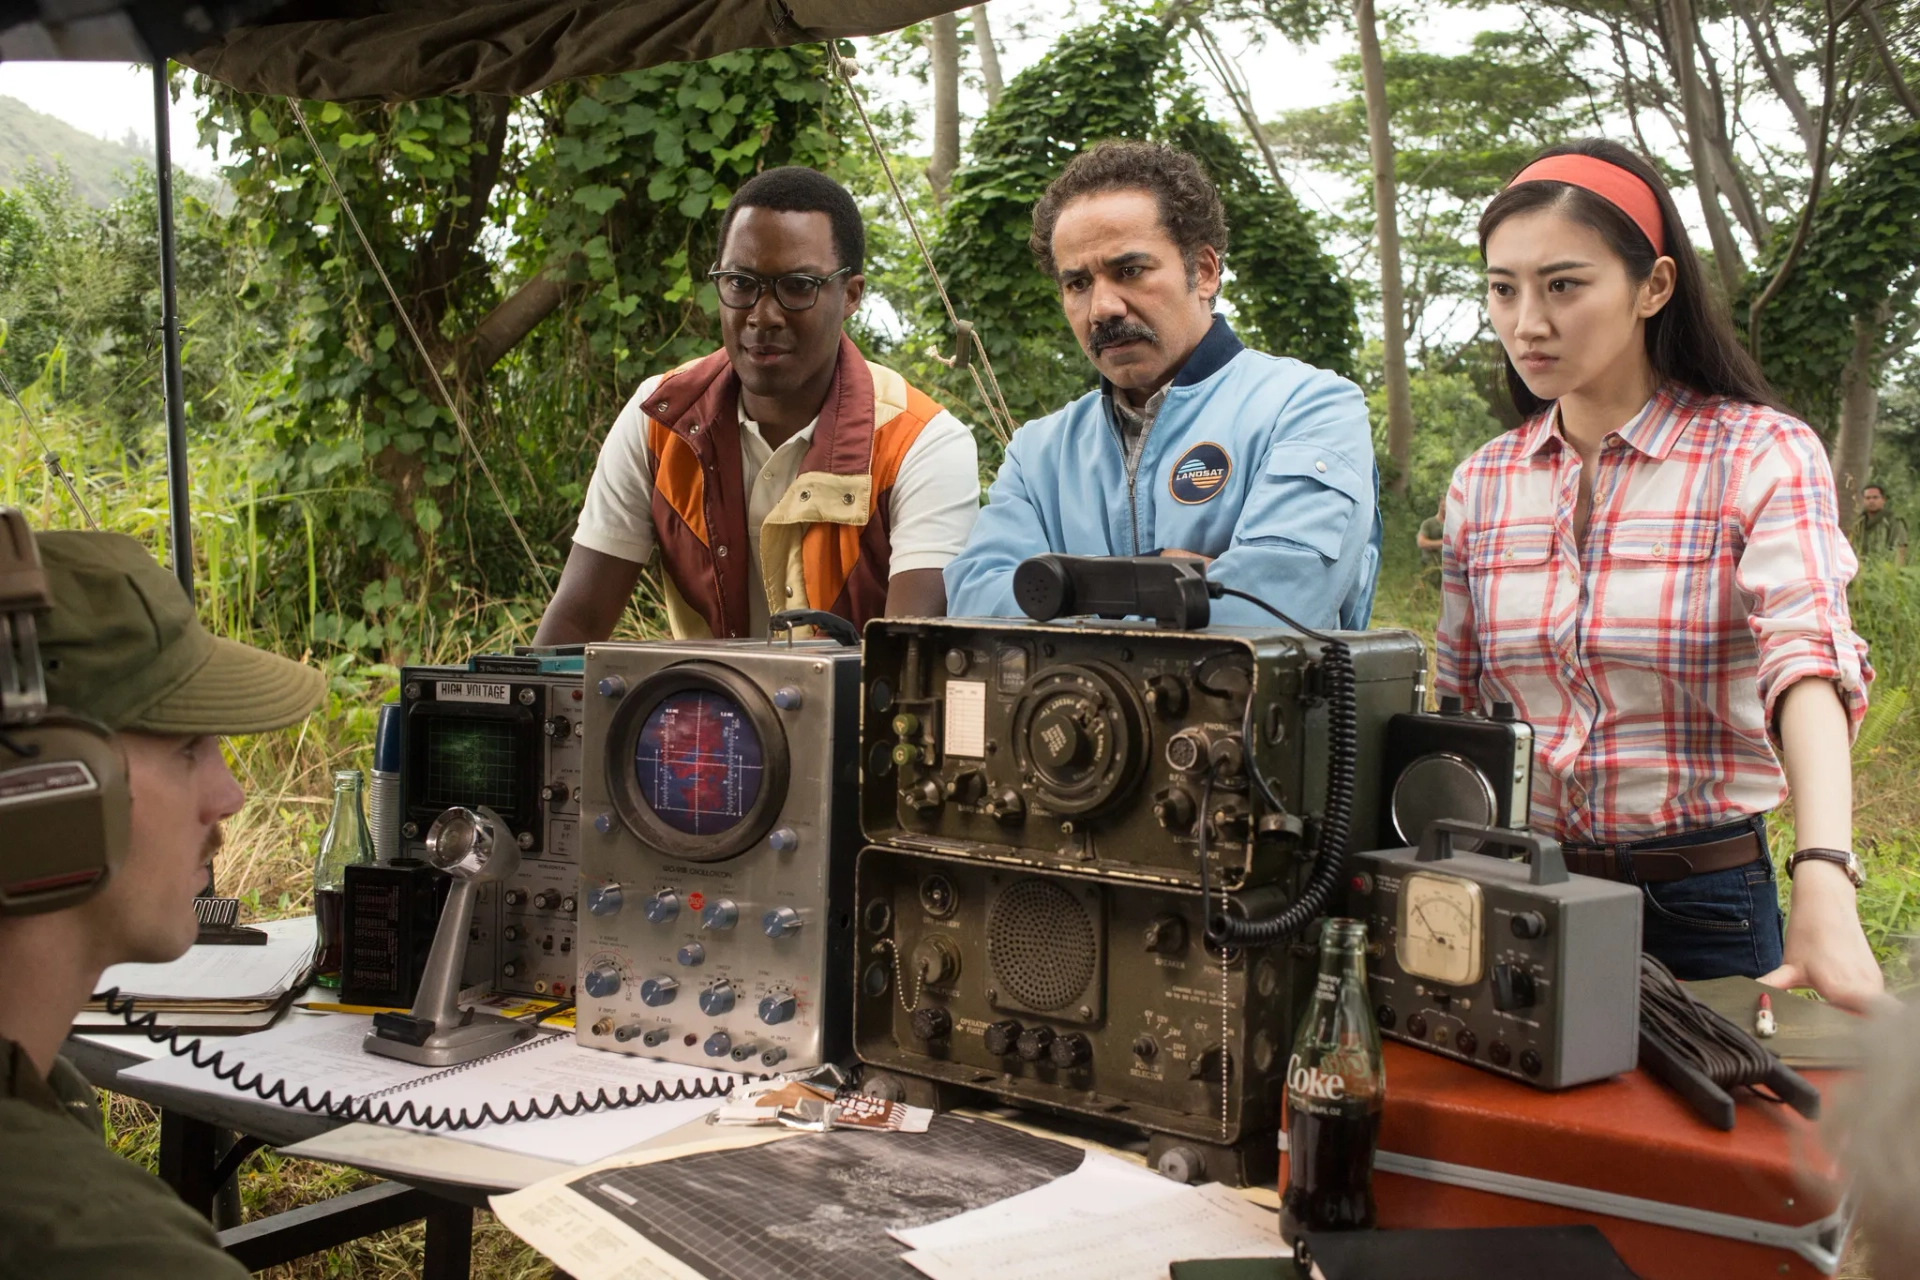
[1283,1043,1849,1278]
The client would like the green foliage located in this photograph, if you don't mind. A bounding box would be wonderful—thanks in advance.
[916,18,1356,429]
[1365,361,1505,513]
[1745,123,1920,426]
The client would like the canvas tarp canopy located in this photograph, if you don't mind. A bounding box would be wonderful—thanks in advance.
[0,0,962,99]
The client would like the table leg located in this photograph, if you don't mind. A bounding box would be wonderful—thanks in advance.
[423,1197,473,1280]
[157,1110,221,1220]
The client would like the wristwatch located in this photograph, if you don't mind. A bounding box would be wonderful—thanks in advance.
[1785,847,1865,889]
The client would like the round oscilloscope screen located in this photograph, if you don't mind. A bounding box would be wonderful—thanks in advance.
[631,690,766,836]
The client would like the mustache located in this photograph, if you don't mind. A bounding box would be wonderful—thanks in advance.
[203,825,224,861]
[1088,318,1157,356]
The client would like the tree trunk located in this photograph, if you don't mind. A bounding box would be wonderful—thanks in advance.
[1664,0,1747,297]
[972,4,1004,108]
[1355,0,1413,495]
[927,13,962,204]
[1833,304,1890,526]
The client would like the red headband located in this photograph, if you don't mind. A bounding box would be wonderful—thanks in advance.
[1507,155,1667,256]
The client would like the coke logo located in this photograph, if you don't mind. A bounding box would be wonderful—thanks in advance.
[1288,1054,1346,1101]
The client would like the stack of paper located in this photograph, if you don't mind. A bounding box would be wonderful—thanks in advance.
[77,917,317,1033]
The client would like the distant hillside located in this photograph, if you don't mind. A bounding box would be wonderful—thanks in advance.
[0,95,148,206]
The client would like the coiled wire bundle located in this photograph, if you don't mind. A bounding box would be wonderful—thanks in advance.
[1636,955,1820,1130]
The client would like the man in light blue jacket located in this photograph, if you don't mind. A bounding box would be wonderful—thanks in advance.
[944,141,1381,630]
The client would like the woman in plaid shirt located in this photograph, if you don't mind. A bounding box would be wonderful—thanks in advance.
[1437,139,1886,1012]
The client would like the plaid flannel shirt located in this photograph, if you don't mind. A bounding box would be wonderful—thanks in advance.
[1435,384,1872,845]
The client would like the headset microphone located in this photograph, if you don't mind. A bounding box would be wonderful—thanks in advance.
[0,507,130,915]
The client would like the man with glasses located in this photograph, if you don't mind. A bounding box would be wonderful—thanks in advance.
[537,167,980,642]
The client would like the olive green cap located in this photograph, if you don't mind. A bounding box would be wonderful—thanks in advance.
[34,531,325,735]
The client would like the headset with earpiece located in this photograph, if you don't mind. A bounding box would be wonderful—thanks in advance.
[0,506,130,915]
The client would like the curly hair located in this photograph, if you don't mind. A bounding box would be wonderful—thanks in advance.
[1029,141,1229,287]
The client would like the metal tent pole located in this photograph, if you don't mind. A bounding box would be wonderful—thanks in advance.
[153,57,193,598]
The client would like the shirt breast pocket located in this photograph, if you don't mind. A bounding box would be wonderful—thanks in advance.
[1465,522,1556,656]
[1232,444,1368,561]
[1601,515,1719,629]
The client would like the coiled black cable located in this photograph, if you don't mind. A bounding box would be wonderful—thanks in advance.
[1637,956,1780,1093]
[1202,585,1357,947]
[101,988,753,1131]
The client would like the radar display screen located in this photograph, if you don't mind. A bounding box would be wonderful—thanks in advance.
[633,690,766,836]
[419,718,521,817]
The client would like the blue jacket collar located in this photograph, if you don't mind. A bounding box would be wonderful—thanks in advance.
[1099,314,1243,404]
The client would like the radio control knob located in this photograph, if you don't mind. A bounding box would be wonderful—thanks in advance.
[645,890,680,924]
[503,888,528,907]
[533,890,561,910]
[561,895,577,914]
[983,788,1025,824]
[597,676,626,698]
[945,770,987,804]
[1510,911,1548,940]
[594,812,614,834]
[702,899,739,931]
[1208,798,1251,842]
[1439,694,1464,714]
[768,828,800,854]
[699,983,736,1016]
[583,964,621,999]
[1144,675,1188,718]
[1015,1025,1055,1063]
[1143,914,1188,955]
[640,977,679,1006]
[502,925,522,942]
[677,942,706,967]
[773,686,804,711]
[543,715,571,738]
[1151,788,1197,835]
[1048,1032,1092,1070]
[910,1006,953,1042]
[1491,964,1537,1011]
[1405,1012,1429,1039]
[906,779,944,813]
[762,906,803,938]
[983,1020,1023,1057]
[542,781,569,803]
[1132,1035,1158,1061]
[758,993,797,1025]
[704,1032,732,1058]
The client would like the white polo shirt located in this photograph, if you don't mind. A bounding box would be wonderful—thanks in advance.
[574,373,982,634]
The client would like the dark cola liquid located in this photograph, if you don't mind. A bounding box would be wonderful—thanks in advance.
[1280,1102,1381,1243]
[313,887,345,988]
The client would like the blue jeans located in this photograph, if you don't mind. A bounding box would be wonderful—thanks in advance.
[1634,815,1785,980]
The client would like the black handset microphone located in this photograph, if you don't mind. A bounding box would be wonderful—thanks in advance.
[1011,553,1212,629]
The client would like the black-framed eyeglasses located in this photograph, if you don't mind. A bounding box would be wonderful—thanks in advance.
[706,265,853,312]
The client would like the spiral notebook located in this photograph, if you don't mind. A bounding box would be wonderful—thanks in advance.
[119,1009,744,1160]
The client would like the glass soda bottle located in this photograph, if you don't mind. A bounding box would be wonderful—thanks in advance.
[312,769,375,988]
[1279,917,1385,1254]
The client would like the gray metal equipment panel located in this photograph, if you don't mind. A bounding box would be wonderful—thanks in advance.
[577,639,862,1073]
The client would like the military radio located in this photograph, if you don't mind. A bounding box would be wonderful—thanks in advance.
[1348,821,1643,1089]
[1378,696,1534,848]
[575,635,863,1073]
[861,618,1427,889]
[389,652,584,999]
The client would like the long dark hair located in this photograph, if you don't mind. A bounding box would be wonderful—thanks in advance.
[1477,139,1779,419]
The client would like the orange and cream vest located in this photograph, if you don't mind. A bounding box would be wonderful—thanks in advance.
[643,334,945,639]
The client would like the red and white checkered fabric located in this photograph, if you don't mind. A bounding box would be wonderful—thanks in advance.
[1435,384,1871,844]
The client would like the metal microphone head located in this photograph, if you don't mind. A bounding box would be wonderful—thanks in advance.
[423,805,518,882]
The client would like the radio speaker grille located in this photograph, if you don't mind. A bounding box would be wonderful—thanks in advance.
[988,878,1097,1011]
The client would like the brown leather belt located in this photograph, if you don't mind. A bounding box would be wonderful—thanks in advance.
[1559,830,1764,883]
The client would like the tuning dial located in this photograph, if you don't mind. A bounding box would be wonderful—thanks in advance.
[644,890,680,924]
[910,1006,954,1042]
[542,781,569,803]
[543,715,571,739]
[597,675,626,698]
[762,906,803,938]
[983,1020,1023,1057]
[758,993,797,1025]
[906,779,944,814]
[677,942,706,967]
[1144,674,1188,718]
[773,686,804,711]
[1491,964,1537,1012]
[1143,914,1189,955]
[701,899,739,931]
[699,983,736,1016]
[503,888,528,907]
[768,828,800,854]
[1048,1032,1092,1070]
[1151,787,1197,835]
[639,977,679,1007]
[582,963,621,999]
[1510,911,1549,940]
[704,1032,732,1058]
[983,788,1026,824]
[533,890,561,910]
[1015,1025,1056,1063]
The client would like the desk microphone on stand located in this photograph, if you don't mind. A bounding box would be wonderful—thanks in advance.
[364,805,537,1066]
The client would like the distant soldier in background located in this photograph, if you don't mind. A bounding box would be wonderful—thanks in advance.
[1850,484,1908,566]
[1416,498,1446,587]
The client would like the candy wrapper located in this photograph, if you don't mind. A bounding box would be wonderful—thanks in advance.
[712,1079,932,1133]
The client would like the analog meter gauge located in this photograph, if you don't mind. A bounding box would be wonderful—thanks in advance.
[1396,870,1485,987]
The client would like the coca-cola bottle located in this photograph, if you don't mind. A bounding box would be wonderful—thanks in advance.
[1280,917,1384,1254]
